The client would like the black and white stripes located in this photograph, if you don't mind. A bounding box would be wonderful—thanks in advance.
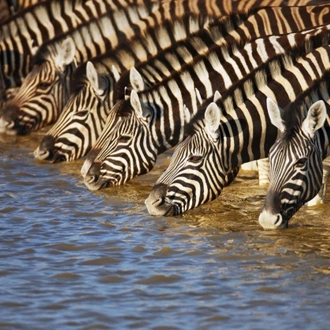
[145,45,330,218]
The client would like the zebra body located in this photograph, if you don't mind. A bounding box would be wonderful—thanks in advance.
[258,93,330,229]
[144,44,330,217]
[81,22,330,191]
[0,0,94,96]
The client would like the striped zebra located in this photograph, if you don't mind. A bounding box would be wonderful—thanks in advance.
[0,0,163,106]
[1,1,329,105]
[81,22,330,192]
[0,1,328,102]
[0,0,118,105]
[77,3,330,170]
[144,44,330,217]
[35,2,318,163]
[258,92,330,229]
[0,1,184,135]
[33,15,229,163]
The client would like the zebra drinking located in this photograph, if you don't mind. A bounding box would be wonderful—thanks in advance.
[145,45,330,217]
[81,22,330,191]
[258,95,330,229]
[0,1,170,135]
[33,4,330,162]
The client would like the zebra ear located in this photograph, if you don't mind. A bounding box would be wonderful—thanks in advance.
[302,100,327,137]
[266,98,285,132]
[195,88,203,105]
[130,67,145,92]
[130,90,150,120]
[205,102,221,140]
[111,65,121,82]
[56,37,76,71]
[213,90,221,102]
[86,61,99,90]
[86,61,106,95]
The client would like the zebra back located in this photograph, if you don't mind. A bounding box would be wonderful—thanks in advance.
[144,44,330,216]
[81,21,330,191]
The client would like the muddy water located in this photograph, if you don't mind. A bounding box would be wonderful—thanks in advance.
[0,130,330,330]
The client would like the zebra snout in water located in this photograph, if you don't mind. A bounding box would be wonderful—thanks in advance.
[84,162,105,191]
[34,135,55,161]
[258,210,288,230]
[0,104,19,133]
[145,183,175,216]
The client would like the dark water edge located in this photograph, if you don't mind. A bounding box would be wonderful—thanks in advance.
[0,130,330,330]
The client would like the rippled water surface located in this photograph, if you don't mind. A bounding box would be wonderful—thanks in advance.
[1,130,330,330]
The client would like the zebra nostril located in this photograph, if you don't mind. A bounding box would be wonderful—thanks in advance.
[274,214,281,225]
[152,196,165,207]
[2,104,19,122]
[35,135,55,160]
[86,162,101,183]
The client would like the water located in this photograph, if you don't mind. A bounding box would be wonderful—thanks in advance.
[0,130,330,330]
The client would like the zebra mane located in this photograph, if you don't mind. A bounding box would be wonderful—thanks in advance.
[280,75,330,142]
[69,64,88,96]
[186,42,330,136]
[32,13,108,64]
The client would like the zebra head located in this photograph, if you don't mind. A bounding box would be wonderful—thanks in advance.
[82,89,157,191]
[259,98,327,229]
[34,61,118,163]
[0,38,76,135]
[145,102,231,216]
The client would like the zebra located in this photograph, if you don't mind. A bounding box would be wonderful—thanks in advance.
[81,21,330,192]
[33,14,218,162]
[77,2,330,171]
[25,3,330,141]
[144,44,330,217]
[0,0,93,103]
[0,0,184,135]
[35,2,319,164]
[258,93,330,229]
[0,0,144,106]
[0,1,328,106]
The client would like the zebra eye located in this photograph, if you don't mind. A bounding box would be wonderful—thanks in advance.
[188,155,203,163]
[295,157,307,167]
[72,110,89,120]
[118,135,132,143]
[38,82,52,90]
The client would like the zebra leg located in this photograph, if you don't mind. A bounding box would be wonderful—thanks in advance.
[305,158,330,206]
[257,158,270,186]
[240,158,269,186]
